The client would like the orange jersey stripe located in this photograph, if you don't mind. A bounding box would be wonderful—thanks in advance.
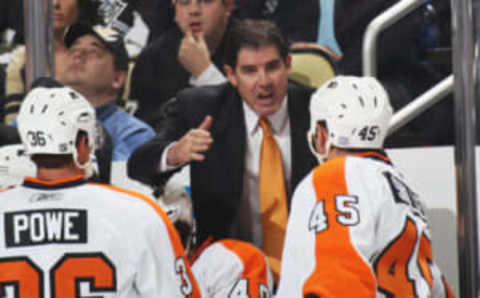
[355,151,391,163]
[302,157,376,297]
[220,239,270,295]
[24,175,85,185]
[91,183,202,298]
[442,276,456,298]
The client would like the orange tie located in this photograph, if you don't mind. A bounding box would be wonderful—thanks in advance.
[258,117,288,283]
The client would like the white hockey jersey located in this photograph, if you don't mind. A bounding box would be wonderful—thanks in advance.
[192,239,273,298]
[276,152,454,298]
[0,175,202,298]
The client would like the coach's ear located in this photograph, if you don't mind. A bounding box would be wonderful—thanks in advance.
[224,64,238,87]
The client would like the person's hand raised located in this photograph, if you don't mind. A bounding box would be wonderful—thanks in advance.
[178,30,211,78]
[167,115,214,166]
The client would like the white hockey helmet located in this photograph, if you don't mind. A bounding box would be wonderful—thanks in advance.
[308,76,393,162]
[17,86,96,170]
[0,144,36,189]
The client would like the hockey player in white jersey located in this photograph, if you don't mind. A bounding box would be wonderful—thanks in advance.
[276,76,454,298]
[159,180,274,298]
[0,80,202,298]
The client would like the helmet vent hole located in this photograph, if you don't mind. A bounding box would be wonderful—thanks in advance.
[69,92,78,100]
[60,121,67,126]
[58,111,64,116]
[374,96,378,107]
[50,94,55,98]
[30,105,34,114]
[41,105,48,114]
[358,96,365,107]
[327,81,338,88]
[338,114,344,119]
[341,103,347,109]
[352,83,358,89]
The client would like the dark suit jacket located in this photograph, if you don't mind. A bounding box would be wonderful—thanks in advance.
[128,82,316,243]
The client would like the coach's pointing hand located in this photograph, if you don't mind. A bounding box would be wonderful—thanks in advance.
[167,115,214,166]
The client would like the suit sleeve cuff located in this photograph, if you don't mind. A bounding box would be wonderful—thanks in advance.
[159,142,182,172]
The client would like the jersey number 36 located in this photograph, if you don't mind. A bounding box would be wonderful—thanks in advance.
[0,253,116,297]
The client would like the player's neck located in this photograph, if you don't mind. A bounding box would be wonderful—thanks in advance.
[36,167,84,181]
[325,147,349,161]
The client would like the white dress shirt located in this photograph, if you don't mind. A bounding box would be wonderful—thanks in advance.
[230,96,292,247]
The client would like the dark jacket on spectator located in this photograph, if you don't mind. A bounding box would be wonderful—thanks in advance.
[130,24,230,127]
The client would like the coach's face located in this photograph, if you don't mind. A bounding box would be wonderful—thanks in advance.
[60,35,123,102]
[225,46,291,117]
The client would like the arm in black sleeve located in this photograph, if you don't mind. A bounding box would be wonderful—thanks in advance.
[127,97,187,186]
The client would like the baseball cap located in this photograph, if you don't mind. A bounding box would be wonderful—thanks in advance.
[65,22,129,71]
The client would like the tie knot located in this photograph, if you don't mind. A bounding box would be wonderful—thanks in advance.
[259,117,273,137]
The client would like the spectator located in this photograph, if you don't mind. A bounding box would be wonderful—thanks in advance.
[59,22,155,162]
[128,19,316,282]
[2,0,102,124]
[130,0,234,127]
[0,82,202,297]
[159,180,274,298]
[276,76,454,297]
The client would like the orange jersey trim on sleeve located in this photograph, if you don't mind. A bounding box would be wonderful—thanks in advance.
[220,239,270,294]
[302,157,376,298]
[90,183,203,298]
[442,276,456,298]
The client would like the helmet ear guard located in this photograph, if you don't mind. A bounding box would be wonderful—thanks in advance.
[308,76,393,163]
[17,86,97,172]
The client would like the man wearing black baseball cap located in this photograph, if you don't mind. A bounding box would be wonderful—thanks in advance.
[59,22,155,163]
[65,22,129,72]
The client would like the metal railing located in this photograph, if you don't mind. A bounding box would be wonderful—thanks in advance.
[362,0,426,77]
[23,0,54,89]
[361,0,454,136]
[363,0,479,296]
[388,75,453,134]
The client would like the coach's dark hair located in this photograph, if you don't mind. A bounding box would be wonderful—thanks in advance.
[31,131,89,169]
[225,19,289,69]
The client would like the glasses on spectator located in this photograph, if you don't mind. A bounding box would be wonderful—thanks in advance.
[176,0,215,6]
